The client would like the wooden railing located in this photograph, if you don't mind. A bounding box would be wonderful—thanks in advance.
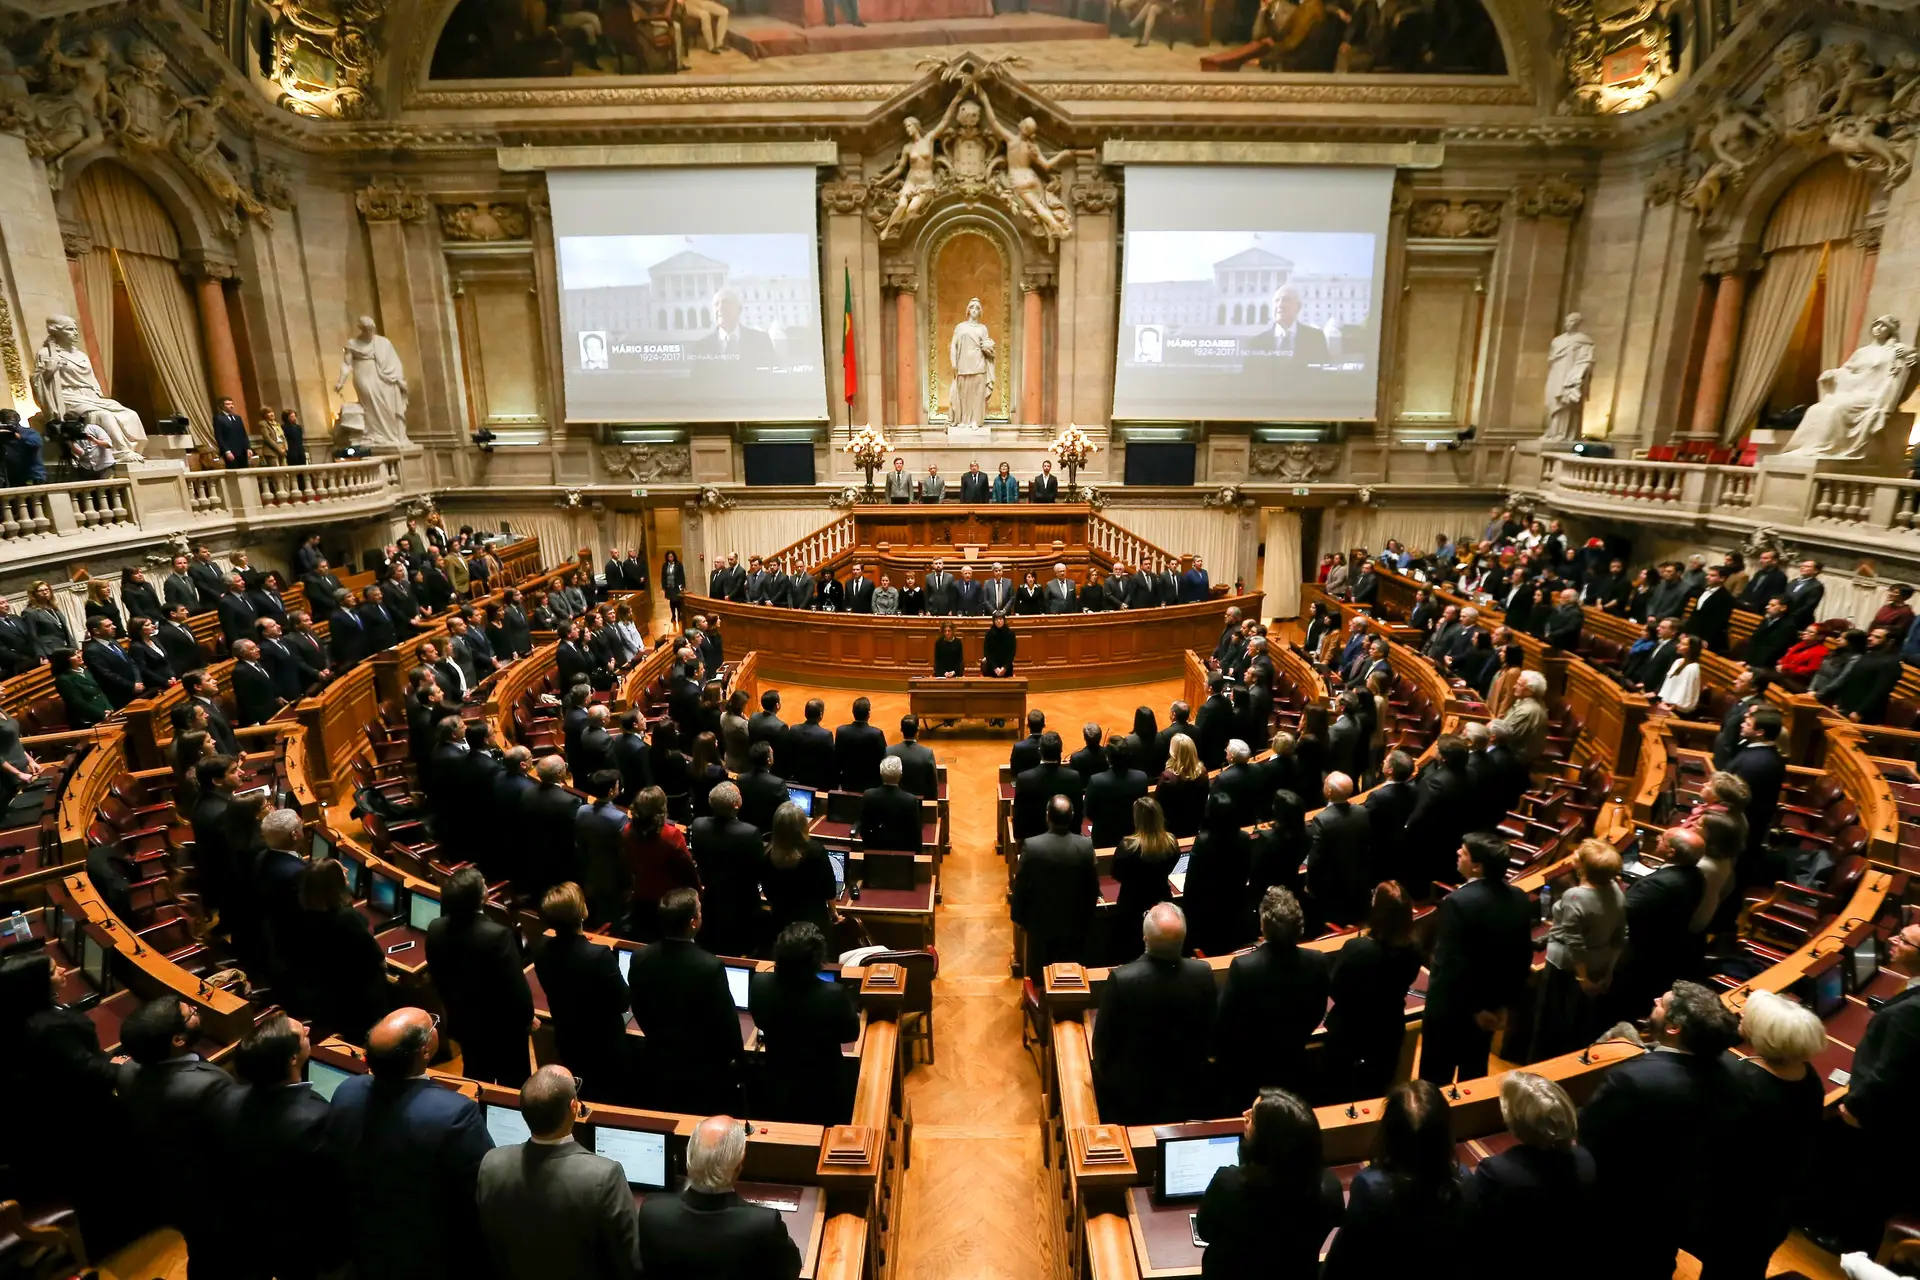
[767,515,857,577]
[1087,513,1178,571]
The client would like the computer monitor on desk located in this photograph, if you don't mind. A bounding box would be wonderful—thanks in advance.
[725,966,751,1011]
[1157,1133,1240,1201]
[594,1125,670,1190]
[368,871,401,918]
[786,786,815,817]
[80,931,110,992]
[825,792,862,825]
[407,891,441,933]
[485,1104,532,1148]
[310,829,335,864]
[306,1059,356,1102]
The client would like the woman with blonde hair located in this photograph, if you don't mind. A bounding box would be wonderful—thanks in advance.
[1112,796,1179,961]
[1530,838,1628,1058]
[760,800,837,945]
[1713,990,1825,1278]
[82,578,123,635]
[1155,732,1209,838]
[1471,1072,1595,1265]
[22,580,71,658]
[256,406,288,467]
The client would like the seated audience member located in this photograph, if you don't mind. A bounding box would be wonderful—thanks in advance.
[1215,887,1331,1105]
[1580,982,1745,1280]
[1085,737,1150,848]
[1470,1073,1598,1279]
[1182,792,1252,957]
[748,921,862,1125]
[329,1008,494,1280]
[858,754,923,852]
[1194,1088,1343,1280]
[761,800,838,940]
[635,1115,802,1280]
[1012,794,1099,973]
[629,888,743,1117]
[1323,1079,1473,1280]
[533,882,631,1104]
[1530,838,1628,1060]
[221,1014,347,1280]
[1093,903,1218,1125]
[477,1065,639,1280]
[120,996,239,1272]
[424,866,534,1086]
[1418,834,1532,1086]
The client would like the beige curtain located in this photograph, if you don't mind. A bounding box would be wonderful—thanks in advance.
[114,251,215,450]
[1823,240,1872,370]
[77,250,114,392]
[1260,508,1303,620]
[1317,505,1492,564]
[453,510,594,575]
[1103,506,1244,587]
[72,163,182,259]
[700,506,839,571]
[1721,244,1824,442]
[1761,157,1875,252]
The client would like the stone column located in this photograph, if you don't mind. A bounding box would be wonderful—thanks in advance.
[183,257,247,411]
[0,133,81,418]
[1020,264,1055,426]
[1060,172,1119,427]
[1687,248,1756,440]
[820,173,879,423]
[883,265,918,428]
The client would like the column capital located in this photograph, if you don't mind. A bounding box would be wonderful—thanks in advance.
[820,177,869,216]
[178,253,242,284]
[1703,246,1761,276]
[1020,265,1057,294]
[882,264,918,294]
[356,179,432,224]
[59,221,94,260]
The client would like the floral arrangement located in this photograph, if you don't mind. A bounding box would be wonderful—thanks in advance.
[1049,424,1099,470]
[843,425,893,469]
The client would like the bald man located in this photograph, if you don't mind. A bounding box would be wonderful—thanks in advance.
[1092,903,1218,1125]
[328,1009,493,1280]
[636,1115,802,1279]
[1610,826,1709,1024]
[1304,771,1373,929]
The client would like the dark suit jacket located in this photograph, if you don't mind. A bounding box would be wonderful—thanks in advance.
[1725,742,1785,844]
[1011,830,1099,970]
[217,592,260,646]
[426,913,533,1081]
[163,570,201,613]
[1193,694,1235,770]
[1305,800,1374,927]
[1743,615,1796,669]
[959,471,991,502]
[857,783,922,852]
[1739,565,1788,610]
[213,411,250,462]
[1242,321,1331,363]
[784,721,836,791]
[1210,761,1265,823]
[220,1081,345,1277]
[329,607,368,668]
[833,721,887,792]
[535,931,631,1091]
[686,816,763,957]
[1617,862,1705,1014]
[748,971,861,1125]
[128,639,175,690]
[1215,941,1332,1101]
[1684,588,1735,650]
[1784,575,1825,626]
[1009,732,1044,776]
[357,600,398,651]
[259,636,314,699]
[478,1139,638,1280]
[187,559,227,607]
[1544,602,1585,650]
[737,767,790,834]
[1834,650,1902,722]
[1710,695,1762,770]
[124,1057,237,1238]
[1085,768,1149,849]
[1424,877,1533,1020]
[629,936,742,1114]
[1043,576,1076,613]
[196,693,239,756]
[1848,987,1920,1143]
[1401,760,1470,888]
[328,1075,494,1280]
[747,710,790,758]
[1094,953,1218,1125]
[1030,473,1059,503]
[524,783,585,889]
[82,637,141,707]
[886,740,938,800]
[635,1188,802,1280]
[1013,763,1083,842]
[691,324,776,363]
[1472,1144,1599,1277]
[232,658,284,726]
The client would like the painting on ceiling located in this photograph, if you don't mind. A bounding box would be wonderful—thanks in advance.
[427,0,1508,80]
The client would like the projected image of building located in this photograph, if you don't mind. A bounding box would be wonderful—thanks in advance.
[1122,244,1371,336]
[563,248,816,349]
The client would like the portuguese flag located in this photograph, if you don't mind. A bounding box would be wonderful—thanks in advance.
[841,264,857,410]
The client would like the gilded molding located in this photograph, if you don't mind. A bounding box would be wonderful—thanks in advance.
[0,295,27,404]
[1101,139,1444,166]
[437,201,529,240]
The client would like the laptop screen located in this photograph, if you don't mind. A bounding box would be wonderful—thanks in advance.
[369,872,401,916]
[786,786,815,817]
[825,791,862,825]
[595,1126,670,1189]
[828,850,847,893]
[1159,1134,1239,1200]
[306,1059,355,1102]
[617,949,634,983]
[485,1104,533,1147]
[725,966,751,1010]
[80,932,109,990]
[407,893,441,933]
[337,854,362,899]
[310,829,334,863]
[1811,963,1846,1019]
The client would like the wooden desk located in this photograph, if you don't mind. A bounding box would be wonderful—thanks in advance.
[908,675,1027,729]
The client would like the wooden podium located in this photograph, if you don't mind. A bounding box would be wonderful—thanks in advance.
[908,676,1028,731]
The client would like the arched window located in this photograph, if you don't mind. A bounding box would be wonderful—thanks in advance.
[1260,304,1271,325]
[657,309,668,329]
[1217,304,1226,324]
[1231,304,1243,324]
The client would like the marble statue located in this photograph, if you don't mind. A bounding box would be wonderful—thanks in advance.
[1777,316,1918,462]
[31,315,146,457]
[1544,312,1596,441]
[335,316,410,450]
[948,298,995,430]
[874,98,964,241]
[980,96,1081,247]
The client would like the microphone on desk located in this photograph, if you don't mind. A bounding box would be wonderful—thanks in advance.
[1346,1103,1359,1119]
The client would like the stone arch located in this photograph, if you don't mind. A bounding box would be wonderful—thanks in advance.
[910,199,1040,425]
[56,146,231,264]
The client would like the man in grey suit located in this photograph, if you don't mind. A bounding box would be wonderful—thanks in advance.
[921,464,946,503]
[885,457,913,504]
[982,563,1016,616]
[1044,563,1076,614]
[477,1066,638,1280]
[923,558,956,616]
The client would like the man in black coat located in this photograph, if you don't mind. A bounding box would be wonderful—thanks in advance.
[425,868,534,1086]
[82,617,144,708]
[1580,981,1746,1280]
[630,889,744,1116]
[959,461,992,503]
[1622,617,1682,693]
[1068,722,1107,781]
[748,689,790,758]
[217,573,261,647]
[1418,834,1533,1085]
[688,784,764,959]
[230,639,287,726]
[1044,563,1076,614]
[1194,676,1236,770]
[157,603,203,676]
[1741,596,1796,670]
[184,670,240,756]
[1213,886,1332,1105]
[1009,710,1046,776]
[1094,902,1218,1125]
[1085,739,1150,848]
[121,996,241,1273]
[161,553,200,614]
[1682,567,1736,651]
[213,397,252,468]
[1784,557,1826,627]
[636,1115,802,1279]
[221,1014,347,1280]
[1543,587,1585,650]
[1304,772,1373,928]
[187,546,228,609]
[1013,731,1084,843]
[1012,794,1100,973]
[1154,703,1195,773]
[1210,739,1267,822]
[569,703,616,786]
[607,710,651,803]
[1475,720,1533,831]
[785,699,837,792]
[1830,625,1903,723]
[1363,749,1418,885]
[258,618,320,700]
[300,559,345,612]
[1738,549,1787,611]
[523,756,586,892]
[833,697,888,792]
[857,757,923,852]
[844,563,876,614]
[1030,461,1059,503]
[885,716,938,800]
[1609,825,1706,1023]
[1823,923,1920,1251]
[1401,735,1471,895]
[1725,705,1786,857]
[737,742,790,834]
[1710,668,1769,769]
[1325,693,1365,782]
[357,586,399,652]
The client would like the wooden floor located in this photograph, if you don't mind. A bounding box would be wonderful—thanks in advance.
[102,662,1846,1280]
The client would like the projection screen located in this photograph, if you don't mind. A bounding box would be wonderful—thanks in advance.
[1112,166,1395,423]
[548,167,828,424]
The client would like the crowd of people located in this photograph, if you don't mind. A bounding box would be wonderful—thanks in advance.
[700,553,1214,616]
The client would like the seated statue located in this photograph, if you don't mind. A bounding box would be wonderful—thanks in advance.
[1777,315,1917,462]
[31,315,147,458]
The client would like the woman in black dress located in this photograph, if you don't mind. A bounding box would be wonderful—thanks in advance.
[1182,791,1252,956]
[747,921,861,1125]
[660,550,686,625]
[1154,733,1209,839]
[83,579,123,635]
[1081,569,1109,612]
[1124,705,1160,774]
[1112,796,1177,961]
[125,620,175,694]
[120,566,165,625]
[1013,571,1043,617]
[898,573,924,616]
[1709,990,1826,1278]
[648,719,693,819]
[1324,1078,1474,1280]
[1195,1088,1344,1280]
[759,802,838,943]
[982,613,1016,677]
[933,622,964,677]
[1323,882,1423,1102]
[287,858,390,1043]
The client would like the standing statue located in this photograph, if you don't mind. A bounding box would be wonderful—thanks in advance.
[1776,316,1918,461]
[335,316,411,450]
[1544,312,1596,442]
[31,315,147,457]
[948,298,995,430]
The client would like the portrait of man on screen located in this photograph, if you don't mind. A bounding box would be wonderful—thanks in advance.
[690,285,776,366]
[1134,325,1164,365]
[579,331,609,371]
[1239,284,1329,367]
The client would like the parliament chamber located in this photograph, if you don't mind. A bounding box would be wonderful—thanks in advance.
[5,0,1920,1277]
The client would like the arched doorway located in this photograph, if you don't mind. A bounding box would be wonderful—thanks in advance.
[67,161,218,451]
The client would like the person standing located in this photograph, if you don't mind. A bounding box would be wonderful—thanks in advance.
[885,457,913,504]
[425,867,534,1086]
[213,396,253,468]
[120,996,240,1274]
[1094,903,1217,1125]
[1030,459,1059,503]
[221,1015,348,1280]
[534,882,632,1103]
[636,1115,802,1278]
[1012,795,1100,973]
[1214,887,1331,1106]
[1418,834,1532,1086]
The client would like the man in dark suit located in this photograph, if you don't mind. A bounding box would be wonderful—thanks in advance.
[982,563,1016,617]
[833,697,887,792]
[221,1014,346,1280]
[322,590,364,669]
[1067,721,1107,783]
[1085,739,1149,848]
[1824,923,1920,1251]
[1194,676,1236,770]
[230,639,287,726]
[1418,834,1533,1085]
[161,553,200,613]
[81,617,143,708]
[686,784,763,958]
[523,756,586,892]
[1122,565,1155,610]
[784,698,836,792]
[748,689,790,759]
[1211,609,1247,671]
[959,460,991,503]
[1726,704,1787,864]
[858,756,923,852]
[574,772,628,926]
[1362,749,1418,884]
[1325,692,1365,782]
[784,561,815,610]
[1304,772,1374,928]
[922,559,956,617]
[737,742,790,833]
[1710,668,1769,769]
[606,710,651,803]
[1010,710,1047,775]
[1784,557,1826,627]
[1543,587,1586,650]
[1012,794,1099,972]
[1239,284,1330,366]
[1741,596,1796,670]
[157,603,203,676]
[119,996,240,1272]
[1622,617,1681,693]
[1013,731,1084,842]
[885,715,938,800]
[217,572,260,646]
[186,545,227,608]
[954,565,984,617]
[1154,703,1195,774]
[636,1114,802,1279]
[690,287,776,364]
[1214,886,1332,1105]
[1580,981,1746,1280]
[1737,549,1788,611]
[1041,563,1075,614]
[258,618,319,700]
[300,559,345,611]
[213,397,252,467]
[330,1008,494,1280]
[1094,903,1218,1125]
[183,669,240,756]
[1152,557,1180,607]
[1179,557,1210,604]
[358,586,399,652]
[1610,825,1706,1023]
[569,703,616,786]
[844,563,876,614]
[1831,625,1903,723]
[630,889,744,1116]
[1030,460,1059,503]
[426,868,533,1085]
[1683,567,1736,651]
[1211,738,1266,822]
